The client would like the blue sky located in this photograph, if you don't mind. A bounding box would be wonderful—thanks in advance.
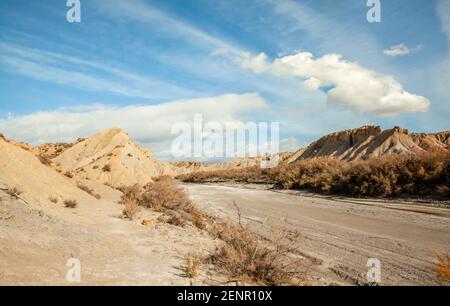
[0,0,449,159]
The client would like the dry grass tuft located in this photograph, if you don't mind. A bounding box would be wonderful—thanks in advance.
[64,200,78,208]
[122,198,141,220]
[102,164,111,172]
[433,252,450,285]
[183,253,202,279]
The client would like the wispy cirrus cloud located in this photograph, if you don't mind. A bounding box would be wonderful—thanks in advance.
[0,42,197,100]
[94,0,245,57]
[383,44,423,57]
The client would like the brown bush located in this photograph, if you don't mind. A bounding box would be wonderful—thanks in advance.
[206,221,306,286]
[177,166,275,185]
[38,155,51,166]
[102,164,111,172]
[178,152,450,199]
[433,252,450,285]
[119,176,206,229]
[64,200,77,208]
[64,171,74,178]
[122,198,141,220]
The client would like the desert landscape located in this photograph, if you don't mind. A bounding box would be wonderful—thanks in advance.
[1,126,449,286]
[1,0,450,289]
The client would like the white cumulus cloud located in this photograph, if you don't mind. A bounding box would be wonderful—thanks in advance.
[240,51,430,116]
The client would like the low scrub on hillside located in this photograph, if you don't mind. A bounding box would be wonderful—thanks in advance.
[178,151,450,198]
[119,176,206,229]
[77,184,101,199]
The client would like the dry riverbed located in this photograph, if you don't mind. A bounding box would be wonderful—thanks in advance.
[182,183,450,285]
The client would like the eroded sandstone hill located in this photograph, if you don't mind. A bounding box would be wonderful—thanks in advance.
[290,125,450,162]
[51,128,181,188]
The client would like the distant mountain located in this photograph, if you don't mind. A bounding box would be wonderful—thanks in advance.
[289,125,449,162]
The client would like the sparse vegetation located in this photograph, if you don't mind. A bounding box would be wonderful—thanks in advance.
[183,253,202,279]
[122,198,141,220]
[38,155,52,166]
[48,196,59,204]
[102,164,111,172]
[77,184,101,199]
[433,252,450,285]
[206,220,306,285]
[119,176,207,229]
[178,151,450,199]
[64,171,74,178]
[64,200,78,208]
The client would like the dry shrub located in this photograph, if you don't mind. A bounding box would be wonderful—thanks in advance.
[119,176,206,229]
[122,198,141,220]
[140,176,190,210]
[77,184,101,199]
[184,253,202,279]
[206,221,306,286]
[433,252,450,285]
[38,155,51,166]
[178,151,450,199]
[64,171,74,178]
[102,164,111,172]
[64,200,77,208]
[177,166,275,185]
[49,196,59,204]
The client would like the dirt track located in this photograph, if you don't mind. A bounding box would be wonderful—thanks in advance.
[183,183,450,285]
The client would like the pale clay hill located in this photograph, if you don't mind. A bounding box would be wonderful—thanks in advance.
[51,128,184,188]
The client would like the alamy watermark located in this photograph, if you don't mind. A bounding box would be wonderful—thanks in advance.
[171,114,280,168]
[367,0,381,23]
[66,0,81,23]
[367,258,381,284]
[66,258,81,283]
